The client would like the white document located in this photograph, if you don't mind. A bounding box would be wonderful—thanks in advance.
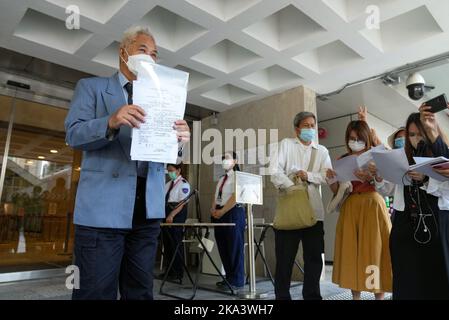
[332,155,360,182]
[371,148,410,185]
[130,62,189,163]
[357,145,386,168]
[410,157,449,182]
[413,157,449,166]
[198,237,214,253]
[235,171,263,205]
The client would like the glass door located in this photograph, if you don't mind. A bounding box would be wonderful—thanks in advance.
[0,95,78,273]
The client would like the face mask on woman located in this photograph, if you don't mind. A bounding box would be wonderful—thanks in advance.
[222,159,234,171]
[394,137,405,149]
[348,140,366,153]
[168,171,178,181]
[410,136,423,150]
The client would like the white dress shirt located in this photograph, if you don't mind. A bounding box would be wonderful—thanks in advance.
[214,170,235,207]
[165,175,191,203]
[375,178,449,211]
[271,138,333,221]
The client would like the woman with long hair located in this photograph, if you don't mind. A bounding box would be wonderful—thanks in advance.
[329,120,392,300]
[370,113,449,299]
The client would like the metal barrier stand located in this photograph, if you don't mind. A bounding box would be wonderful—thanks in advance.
[159,222,236,300]
[239,204,269,299]
[246,222,305,288]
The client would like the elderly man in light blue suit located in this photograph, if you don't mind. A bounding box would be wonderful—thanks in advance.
[65,26,190,300]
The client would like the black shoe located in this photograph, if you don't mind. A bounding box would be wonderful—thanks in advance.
[216,280,227,287]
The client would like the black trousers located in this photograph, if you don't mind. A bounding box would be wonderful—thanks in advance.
[72,177,160,300]
[161,204,188,277]
[274,222,324,300]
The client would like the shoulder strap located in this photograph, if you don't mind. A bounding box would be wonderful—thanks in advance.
[307,147,318,172]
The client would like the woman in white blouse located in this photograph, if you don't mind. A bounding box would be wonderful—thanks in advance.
[210,151,246,290]
[370,112,449,299]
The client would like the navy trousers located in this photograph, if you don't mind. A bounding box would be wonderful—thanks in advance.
[211,205,246,287]
[72,177,160,300]
[161,204,188,277]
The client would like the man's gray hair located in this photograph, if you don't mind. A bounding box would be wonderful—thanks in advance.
[120,26,155,49]
[293,111,316,128]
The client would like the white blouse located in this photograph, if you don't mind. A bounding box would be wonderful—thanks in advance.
[165,175,191,203]
[375,178,449,211]
[214,170,235,206]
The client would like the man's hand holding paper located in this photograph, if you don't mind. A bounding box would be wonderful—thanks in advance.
[130,62,190,164]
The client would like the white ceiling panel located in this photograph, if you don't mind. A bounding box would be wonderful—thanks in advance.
[0,0,448,113]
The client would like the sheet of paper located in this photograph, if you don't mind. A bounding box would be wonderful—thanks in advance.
[410,157,449,181]
[332,155,360,182]
[130,63,189,163]
[357,145,386,168]
[235,171,263,205]
[412,157,449,166]
[371,148,410,185]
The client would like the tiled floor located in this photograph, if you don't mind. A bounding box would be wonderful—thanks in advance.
[0,265,390,300]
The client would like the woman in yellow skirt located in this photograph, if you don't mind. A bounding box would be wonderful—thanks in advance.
[328,120,392,300]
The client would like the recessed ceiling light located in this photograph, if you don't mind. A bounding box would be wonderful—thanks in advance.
[50,150,58,154]
[26,161,34,165]
[38,156,45,160]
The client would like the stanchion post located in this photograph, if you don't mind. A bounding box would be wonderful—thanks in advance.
[239,204,268,299]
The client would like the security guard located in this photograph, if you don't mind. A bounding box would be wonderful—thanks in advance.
[211,151,246,290]
[158,163,190,282]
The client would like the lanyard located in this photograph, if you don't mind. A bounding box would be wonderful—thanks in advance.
[167,177,182,196]
[218,174,228,199]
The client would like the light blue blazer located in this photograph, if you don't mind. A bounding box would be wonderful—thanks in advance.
[65,73,165,229]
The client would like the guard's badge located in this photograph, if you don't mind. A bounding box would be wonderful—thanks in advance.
[182,188,189,194]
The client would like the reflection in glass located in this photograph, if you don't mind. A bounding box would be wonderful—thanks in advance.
[0,100,76,272]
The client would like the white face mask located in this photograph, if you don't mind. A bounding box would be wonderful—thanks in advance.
[222,159,234,171]
[348,140,366,153]
[410,136,423,150]
[121,49,155,76]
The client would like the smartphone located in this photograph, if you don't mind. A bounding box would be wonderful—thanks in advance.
[424,94,448,113]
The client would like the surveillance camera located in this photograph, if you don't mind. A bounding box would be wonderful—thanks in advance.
[406,72,426,101]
